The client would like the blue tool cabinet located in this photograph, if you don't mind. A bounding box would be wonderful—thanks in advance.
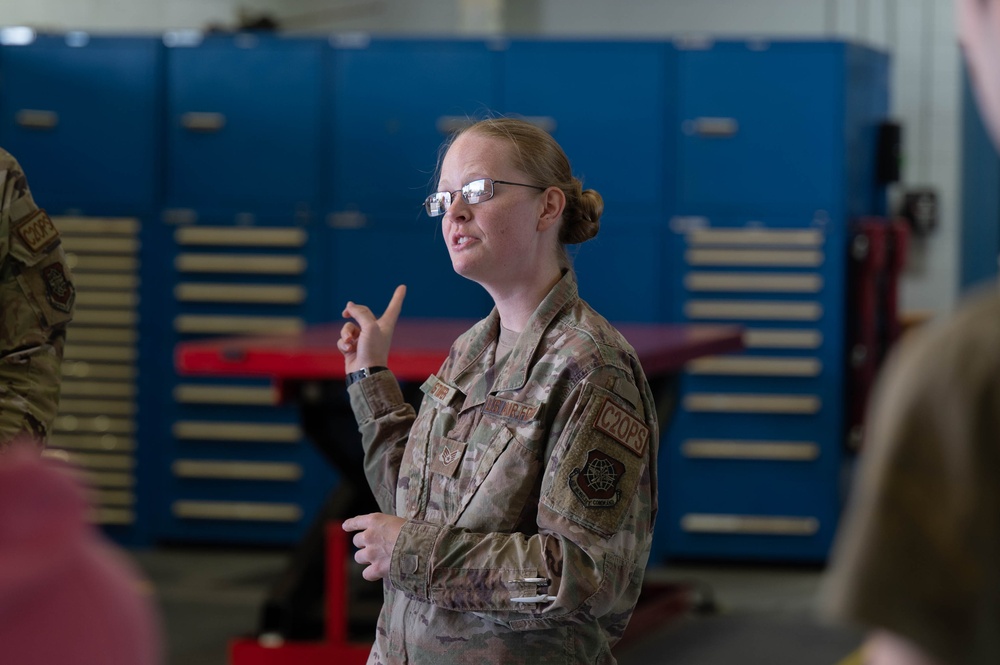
[656,41,889,561]
[0,34,162,216]
[0,34,890,557]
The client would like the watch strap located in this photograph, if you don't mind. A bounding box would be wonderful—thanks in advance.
[345,365,388,388]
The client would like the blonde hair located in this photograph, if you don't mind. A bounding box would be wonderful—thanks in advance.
[439,117,603,265]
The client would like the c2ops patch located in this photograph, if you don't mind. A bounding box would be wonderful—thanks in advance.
[542,384,647,537]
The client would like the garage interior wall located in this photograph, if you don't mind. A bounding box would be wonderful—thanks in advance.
[2,0,963,315]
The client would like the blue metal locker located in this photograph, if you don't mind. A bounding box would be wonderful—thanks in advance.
[0,34,162,215]
[326,37,500,222]
[164,34,324,216]
[500,39,676,323]
[152,212,337,544]
[656,40,890,562]
[674,41,888,218]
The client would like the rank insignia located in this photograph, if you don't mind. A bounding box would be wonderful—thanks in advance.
[42,262,75,313]
[430,440,465,478]
[569,449,625,508]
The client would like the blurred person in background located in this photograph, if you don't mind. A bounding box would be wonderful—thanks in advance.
[820,2,1000,664]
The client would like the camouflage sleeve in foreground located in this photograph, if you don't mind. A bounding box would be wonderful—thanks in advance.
[391,363,656,636]
[0,148,76,446]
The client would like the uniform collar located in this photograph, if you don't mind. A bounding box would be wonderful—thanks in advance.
[451,270,579,410]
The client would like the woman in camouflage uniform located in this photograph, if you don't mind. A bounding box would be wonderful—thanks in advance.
[0,148,74,447]
[339,118,658,664]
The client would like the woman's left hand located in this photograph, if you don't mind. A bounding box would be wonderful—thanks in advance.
[342,513,406,581]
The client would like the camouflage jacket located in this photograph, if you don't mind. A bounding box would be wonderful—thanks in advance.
[348,271,658,665]
[0,147,75,444]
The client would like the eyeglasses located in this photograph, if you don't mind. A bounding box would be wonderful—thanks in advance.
[424,178,545,217]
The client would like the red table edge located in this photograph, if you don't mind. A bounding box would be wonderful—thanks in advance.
[175,321,744,382]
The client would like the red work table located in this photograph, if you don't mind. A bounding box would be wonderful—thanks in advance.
[175,319,744,665]
[177,319,744,386]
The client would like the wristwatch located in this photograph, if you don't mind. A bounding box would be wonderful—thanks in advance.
[345,365,388,388]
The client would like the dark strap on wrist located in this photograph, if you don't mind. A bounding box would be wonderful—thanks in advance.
[345,366,388,388]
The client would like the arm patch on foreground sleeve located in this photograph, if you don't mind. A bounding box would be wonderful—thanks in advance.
[542,384,649,538]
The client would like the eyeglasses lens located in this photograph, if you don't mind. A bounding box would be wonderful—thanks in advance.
[462,179,492,204]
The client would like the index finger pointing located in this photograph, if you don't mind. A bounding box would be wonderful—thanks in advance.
[379,285,407,327]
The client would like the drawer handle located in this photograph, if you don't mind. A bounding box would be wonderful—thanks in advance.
[181,112,226,132]
[686,117,738,138]
[16,109,58,129]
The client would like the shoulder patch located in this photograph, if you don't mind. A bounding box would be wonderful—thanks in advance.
[569,449,626,508]
[593,398,648,457]
[15,209,59,254]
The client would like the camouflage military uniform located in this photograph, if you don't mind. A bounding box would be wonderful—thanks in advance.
[821,284,1000,665]
[348,270,658,665]
[0,148,75,446]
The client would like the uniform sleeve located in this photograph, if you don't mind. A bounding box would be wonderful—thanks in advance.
[348,370,417,515]
[0,151,75,446]
[820,306,1000,665]
[388,365,658,633]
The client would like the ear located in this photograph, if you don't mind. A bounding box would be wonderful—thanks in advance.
[536,186,566,233]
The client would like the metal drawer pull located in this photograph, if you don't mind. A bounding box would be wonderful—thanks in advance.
[69,309,138,327]
[57,398,136,416]
[62,361,138,380]
[175,226,307,247]
[58,451,134,470]
[53,216,140,235]
[53,414,134,434]
[16,109,58,129]
[92,507,134,525]
[175,254,307,275]
[174,315,304,335]
[174,283,306,305]
[69,274,140,291]
[683,393,821,414]
[172,421,301,443]
[63,327,137,344]
[686,228,823,247]
[743,328,822,349]
[174,384,277,406]
[48,433,134,452]
[681,513,819,536]
[63,236,139,254]
[685,300,822,321]
[63,344,137,363]
[65,254,139,272]
[686,249,823,267]
[172,500,302,522]
[682,440,819,461]
[686,117,738,137]
[181,112,226,132]
[173,460,302,481]
[82,470,134,488]
[93,489,135,506]
[685,272,822,293]
[60,381,135,399]
[686,356,821,377]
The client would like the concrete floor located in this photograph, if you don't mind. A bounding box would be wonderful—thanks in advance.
[129,546,862,665]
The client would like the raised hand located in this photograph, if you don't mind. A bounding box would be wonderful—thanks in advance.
[338,284,407,374]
